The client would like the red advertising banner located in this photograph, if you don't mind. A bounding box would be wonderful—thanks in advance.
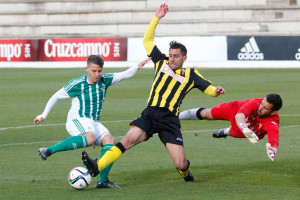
[0,38,127,62]
[38,38,127,61]
[0,39,38,61]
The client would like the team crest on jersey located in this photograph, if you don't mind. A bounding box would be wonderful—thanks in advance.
[161,64,185,83]
[100,84,105,91]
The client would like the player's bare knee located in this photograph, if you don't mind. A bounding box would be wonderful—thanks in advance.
[101,134,115,145]
[84,132,96,146]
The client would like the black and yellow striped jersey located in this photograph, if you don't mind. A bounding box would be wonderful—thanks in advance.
[143,16,217,116]
[146,45,212,115]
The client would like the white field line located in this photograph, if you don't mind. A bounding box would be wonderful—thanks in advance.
[0,124,299,148]
[0,114,299,132]
[279,114,300,117]
[0,120,132,131]
[0,123,64,131]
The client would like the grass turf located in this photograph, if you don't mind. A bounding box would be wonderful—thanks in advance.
[0,68,299,199]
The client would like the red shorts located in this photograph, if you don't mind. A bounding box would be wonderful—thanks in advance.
[211,102,244,138]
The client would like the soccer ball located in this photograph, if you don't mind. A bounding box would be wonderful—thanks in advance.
[68,167,91,190]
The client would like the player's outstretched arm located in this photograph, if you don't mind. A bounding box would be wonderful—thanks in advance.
[143,3,168,55]
[266,143,277,161]
[111,57,152,85]
[33,88,68,124]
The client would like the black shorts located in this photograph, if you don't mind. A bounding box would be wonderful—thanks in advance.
[130,106,183,145]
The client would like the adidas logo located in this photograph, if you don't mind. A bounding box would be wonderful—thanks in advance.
[238,37,264,60]
[295,48,300,60]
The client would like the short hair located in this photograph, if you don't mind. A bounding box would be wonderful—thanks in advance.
[169,40,187,56]
[87,54,104,68]
[266,93,282,111]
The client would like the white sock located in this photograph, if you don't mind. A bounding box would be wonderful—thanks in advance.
[179,108,199,120]
[224,127,230,135]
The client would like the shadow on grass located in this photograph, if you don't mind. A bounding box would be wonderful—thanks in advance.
[112,158,300,188]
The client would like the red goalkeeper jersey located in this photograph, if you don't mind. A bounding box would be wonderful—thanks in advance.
[211,98,280,148]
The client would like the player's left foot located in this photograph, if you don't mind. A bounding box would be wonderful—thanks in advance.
[82,151,99,177]
[184,171,194,182]
[212,128,228,138]
[95,180,120,189]
[177,160,194,182]
[38,148,51,160]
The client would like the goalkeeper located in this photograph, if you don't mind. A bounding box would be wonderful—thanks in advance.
[179,93,282,161]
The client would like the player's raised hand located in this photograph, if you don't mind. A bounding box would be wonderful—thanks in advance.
[155,3,168,19]
[266,143,277,161]
[215,86,225,94]
[34,115,45,124]
[138,57,152,69]
[240,124,259,144]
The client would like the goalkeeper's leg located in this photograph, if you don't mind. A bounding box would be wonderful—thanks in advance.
[179,108,212,120]
[212,127,230,138]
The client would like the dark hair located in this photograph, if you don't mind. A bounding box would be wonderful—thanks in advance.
[87,54,104,68]
[169,40,187,56]
[266,93,282,111]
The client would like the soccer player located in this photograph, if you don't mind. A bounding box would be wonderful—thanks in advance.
[179,93,282,161]
[34,55,150,189]
[81,3,225,181]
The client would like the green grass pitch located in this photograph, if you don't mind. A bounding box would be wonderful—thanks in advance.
[0,67,300,199]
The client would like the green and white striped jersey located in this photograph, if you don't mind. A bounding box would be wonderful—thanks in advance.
[38,65,139,122]
[64,73,114,121]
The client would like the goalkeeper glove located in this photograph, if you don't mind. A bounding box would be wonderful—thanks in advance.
[266,143,277,161]
[239,124,259,144]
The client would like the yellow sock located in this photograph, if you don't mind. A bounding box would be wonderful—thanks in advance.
[177,168,190,178]
[97,146,122,171]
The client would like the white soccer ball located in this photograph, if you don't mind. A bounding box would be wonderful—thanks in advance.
[68,167,91,190]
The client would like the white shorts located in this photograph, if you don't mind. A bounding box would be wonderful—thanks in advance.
[66,117,110,146]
